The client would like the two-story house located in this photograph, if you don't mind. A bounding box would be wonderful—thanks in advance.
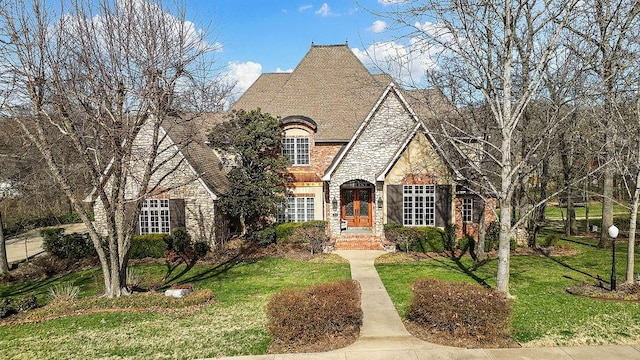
[232,43,492,249]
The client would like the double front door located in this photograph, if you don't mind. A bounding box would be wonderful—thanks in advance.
[341,188,372,227]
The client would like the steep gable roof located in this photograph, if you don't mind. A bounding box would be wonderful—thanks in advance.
[231,44,388,141]
[162,114,229,195]
[322,83,461,181]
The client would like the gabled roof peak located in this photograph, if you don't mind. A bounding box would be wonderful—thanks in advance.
[310,41,349,48]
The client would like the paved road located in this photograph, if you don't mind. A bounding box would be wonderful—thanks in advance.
[5,223,87,264]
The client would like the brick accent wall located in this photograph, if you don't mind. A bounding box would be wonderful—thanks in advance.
[454,197,497,241]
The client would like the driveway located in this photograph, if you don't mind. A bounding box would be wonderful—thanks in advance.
[5,223,87,264]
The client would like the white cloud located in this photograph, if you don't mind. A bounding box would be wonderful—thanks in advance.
[378,0,405,4]
[352,40,439,85]
[368,20,387,33]
[315,3,332,17]
[226,61,262,95]
[275,67,294,73]
[299,4,313,12]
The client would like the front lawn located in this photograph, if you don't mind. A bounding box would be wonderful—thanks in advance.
[0,256,351,359]
[377,237,640,347]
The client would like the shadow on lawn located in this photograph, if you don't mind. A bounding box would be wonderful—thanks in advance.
[538,249,607,284]
[426,252,493,289]
[160,245,261,289]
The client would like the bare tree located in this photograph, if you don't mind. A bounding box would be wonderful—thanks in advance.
[567,0,640,247]
[376,0,578,295]
[0,0,227,297]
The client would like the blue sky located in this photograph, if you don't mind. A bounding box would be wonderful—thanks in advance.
[176,1,425,96]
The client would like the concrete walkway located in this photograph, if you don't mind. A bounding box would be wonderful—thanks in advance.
[210,250,640,360]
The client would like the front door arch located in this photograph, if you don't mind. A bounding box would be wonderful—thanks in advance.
[341,180,373,228]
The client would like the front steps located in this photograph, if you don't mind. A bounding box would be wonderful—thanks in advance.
[332,233,384,250]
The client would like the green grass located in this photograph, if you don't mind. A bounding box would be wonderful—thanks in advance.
[0,256,350,359]
[377,236,640,347]
[545,202,629,221]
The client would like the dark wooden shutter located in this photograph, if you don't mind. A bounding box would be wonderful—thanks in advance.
[473,196,485,223]
[169,199,186,230]
[387,185,403,224]
[435,185,452,227]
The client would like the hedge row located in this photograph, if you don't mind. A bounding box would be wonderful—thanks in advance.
[41,229,173,260]
[267,280,362,352]
[408,278,511,342]
[250,221,328,246]
[383,223,446,253]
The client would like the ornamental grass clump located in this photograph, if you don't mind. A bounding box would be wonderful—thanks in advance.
[408,278,512,346]
[48,282,80,303]
[267,280,362,353]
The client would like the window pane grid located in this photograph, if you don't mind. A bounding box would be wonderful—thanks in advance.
[463,198,473,223]
[139,198,171,235]
[403,185,435,226]
[282,137,310,165]
[279,196,315,222]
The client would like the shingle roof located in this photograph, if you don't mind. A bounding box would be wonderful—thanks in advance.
[231,44,389,141]
[162,113,230,195]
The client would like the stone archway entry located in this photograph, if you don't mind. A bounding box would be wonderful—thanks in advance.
[341,180,373,228]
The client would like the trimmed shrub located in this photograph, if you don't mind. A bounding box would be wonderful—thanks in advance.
[458,236,475,254]
[249,227,277,246]
[408,278,511,343]
[384,224,446,253]
[541,234,560,247]
[275,221,328,244]
[290,226,327,254]
[164,228,210,264]
[275,222,303,241]
[267,280,362,352]
[14,295,38,312]
[130,234,168,259]
[40,227,65,243]
[42,229,96,260]
[0,295,39,319]
[300,220,327,229]
[0,298,14,319]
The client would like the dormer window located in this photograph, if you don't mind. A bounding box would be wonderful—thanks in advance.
[281,115,316,166]
[283,137,310,165]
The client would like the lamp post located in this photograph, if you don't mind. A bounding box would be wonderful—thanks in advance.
[608,225,619,291]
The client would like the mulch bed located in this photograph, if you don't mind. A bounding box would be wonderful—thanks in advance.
[566,282,640,301]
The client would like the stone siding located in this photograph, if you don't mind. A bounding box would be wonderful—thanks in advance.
[93,123,221,247]
[328,90,416,236]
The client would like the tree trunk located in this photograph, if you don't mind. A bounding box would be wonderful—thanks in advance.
[600,163,615,248]
[584,175,590,232]
[477,207,487,262]
[0,211,9,273]
[496,197,512,295]
[626,155,640,283]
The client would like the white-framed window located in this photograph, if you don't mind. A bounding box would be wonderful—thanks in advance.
[283,137,310,165]
[463,198,473,223]
[278,196,315,222]
[403,185,435,226]
[139,198,171,234]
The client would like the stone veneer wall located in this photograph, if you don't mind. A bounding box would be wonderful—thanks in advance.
[93,123,220,247]
[328,91,416,236]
